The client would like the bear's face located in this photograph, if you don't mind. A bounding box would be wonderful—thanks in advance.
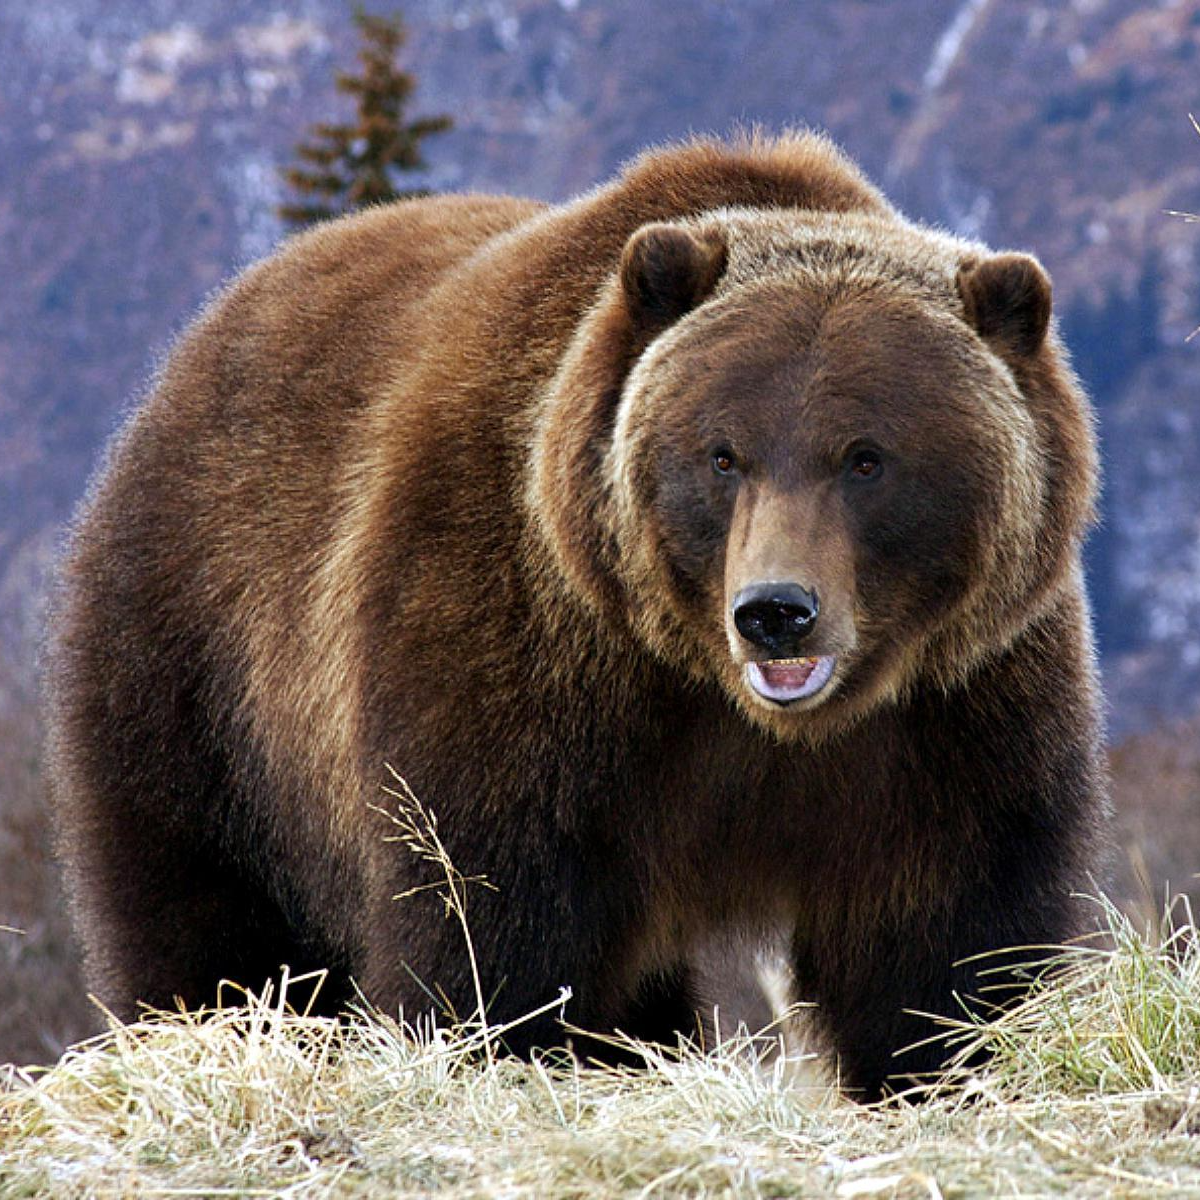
[536,213,1093,742]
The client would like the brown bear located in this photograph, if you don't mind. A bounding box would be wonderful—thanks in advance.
[47,131,1108,1099]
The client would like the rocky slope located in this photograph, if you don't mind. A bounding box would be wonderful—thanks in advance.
[3,0,1199,732]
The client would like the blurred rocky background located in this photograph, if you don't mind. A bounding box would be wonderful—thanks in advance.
[2,0,1199,1063]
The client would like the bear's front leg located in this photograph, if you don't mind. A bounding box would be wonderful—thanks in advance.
[790,641,1106,1101]
[792,882,1076,1101]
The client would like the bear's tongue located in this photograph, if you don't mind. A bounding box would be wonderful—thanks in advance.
[759,659,817,689]
[746,655,836,705]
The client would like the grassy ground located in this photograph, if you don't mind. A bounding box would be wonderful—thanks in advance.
[2,898,1199,1198]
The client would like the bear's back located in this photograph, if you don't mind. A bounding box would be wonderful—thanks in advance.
[47,194,545,977]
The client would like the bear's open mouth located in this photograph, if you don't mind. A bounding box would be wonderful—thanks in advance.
[745,655,837,705]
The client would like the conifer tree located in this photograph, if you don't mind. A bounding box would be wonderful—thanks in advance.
[278,8,452,228]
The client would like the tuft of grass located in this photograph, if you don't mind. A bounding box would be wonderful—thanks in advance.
[371,767,502,1067]
[2,898,1200,1197]
[943,894,1200,1101]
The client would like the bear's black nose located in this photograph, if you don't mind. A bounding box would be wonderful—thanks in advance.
[732,583,819,655]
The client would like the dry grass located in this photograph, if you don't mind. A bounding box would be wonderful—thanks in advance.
[2,897,1200,1199]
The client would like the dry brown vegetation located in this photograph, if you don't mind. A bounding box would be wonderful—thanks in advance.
[2,899,1200,1197]
[1109,713,1200,925]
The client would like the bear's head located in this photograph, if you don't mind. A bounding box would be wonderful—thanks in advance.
[532,209,1097,741]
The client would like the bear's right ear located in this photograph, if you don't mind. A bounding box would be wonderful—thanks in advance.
[619,223,728,335]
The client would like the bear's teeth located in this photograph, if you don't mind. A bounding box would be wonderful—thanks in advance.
[746,655,836,705]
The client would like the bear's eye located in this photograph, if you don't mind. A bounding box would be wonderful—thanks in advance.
[845,448,883,481]
[711,448,737,476]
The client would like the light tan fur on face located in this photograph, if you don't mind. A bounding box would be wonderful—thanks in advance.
[721,481,858,679]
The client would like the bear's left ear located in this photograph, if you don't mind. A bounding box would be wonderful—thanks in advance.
[620,223,728,335]
[957,253,1052,357]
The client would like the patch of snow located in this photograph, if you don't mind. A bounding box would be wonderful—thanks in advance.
[10,6,208,79]
[221,153,284,264]
[116,65,176,105]
[937,155,993,239]
[70,117,195,162]
[129,24,206,73]
[922,0,991,94]
[0,526,57,663]
[244,67,287,108]
[487,1,521,51]
[1119,470,1200,650]
[113,24,210,105]
[233,17,328,62]
[952,190,992,239]
[534,33,578,116]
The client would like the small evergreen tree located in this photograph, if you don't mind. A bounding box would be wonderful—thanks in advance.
[278,8,452,228]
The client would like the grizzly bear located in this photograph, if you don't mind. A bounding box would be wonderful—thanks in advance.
[47,131,1107,1099]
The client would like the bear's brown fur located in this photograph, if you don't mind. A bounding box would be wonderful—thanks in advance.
[47,132,1108,1098]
